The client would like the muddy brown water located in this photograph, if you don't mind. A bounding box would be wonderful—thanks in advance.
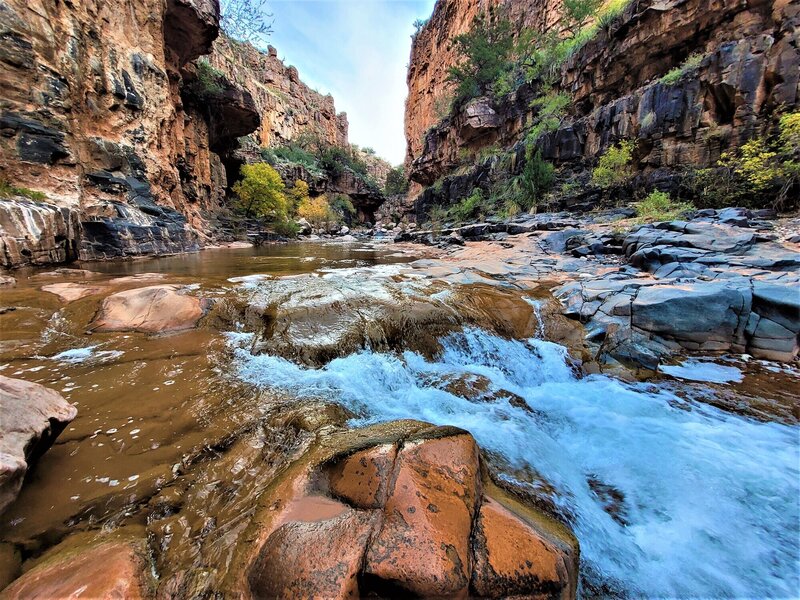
[1,242,798,596]
[0,244,414,555]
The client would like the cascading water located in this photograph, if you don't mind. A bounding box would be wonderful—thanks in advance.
[228,327,800,598]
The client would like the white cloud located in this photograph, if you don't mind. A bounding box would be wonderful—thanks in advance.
[263,0,436,164]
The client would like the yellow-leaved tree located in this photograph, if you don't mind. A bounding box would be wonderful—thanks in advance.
[232,163,288,220]
[297,195,337,231]
[287,179,310,213]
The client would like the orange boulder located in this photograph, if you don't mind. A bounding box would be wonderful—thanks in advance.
[0,540,150,600]
[470,497,578,599]
[363,432,480,598]
[89,284,209,333]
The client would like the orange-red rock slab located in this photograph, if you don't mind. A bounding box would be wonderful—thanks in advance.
[470,498,577,600]
[363,433,480,598]
[0,541,149,599]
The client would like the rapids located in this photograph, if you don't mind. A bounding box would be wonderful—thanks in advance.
[228,326,800,598]
[1,243,798,597]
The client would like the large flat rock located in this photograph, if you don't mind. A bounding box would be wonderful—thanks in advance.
[89,284,208,333]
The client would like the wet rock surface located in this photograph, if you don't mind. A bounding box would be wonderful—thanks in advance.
[402,207,799,369]
[241,422,578,600]
[0,199,80,268]
[0,376,76,514]
[90,284,210,333]
[0,536,152,600]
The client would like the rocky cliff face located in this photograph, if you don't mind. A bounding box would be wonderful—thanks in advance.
[210,36,348,150]
[405,0,564,173]
[405,0,799,212]
[0,0,261,265]
[0,0,361,268]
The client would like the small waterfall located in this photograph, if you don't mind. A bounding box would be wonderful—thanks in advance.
[228,327,800,597]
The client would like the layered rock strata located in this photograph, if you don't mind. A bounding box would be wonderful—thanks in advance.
[405,0,799,212]
[210,35,349,150]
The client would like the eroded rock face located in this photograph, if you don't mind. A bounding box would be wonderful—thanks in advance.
[0,376,77,514]
[0,199,80,268]
[90,284,210,333]
[405,0,799,212]
[240,423,579,600]
[0,0,261,266]
[210,35,348,150]
[0,538,151,599]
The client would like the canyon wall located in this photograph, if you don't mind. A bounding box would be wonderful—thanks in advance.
[0,0,253,265]
[0,0,358,267]
[405,0,565,171]
[210,35,348,150]
[405,0,800,215]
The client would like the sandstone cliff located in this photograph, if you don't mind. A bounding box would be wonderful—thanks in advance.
[405,0,800,215]
[0,1,361,268]
[210,35,348,150]
[405,0,564,171]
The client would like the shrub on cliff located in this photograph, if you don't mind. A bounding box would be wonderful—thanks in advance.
[592,140,636,188]
[385,166,409,196]
[232,163,288,220]
[447,13,515,105]
[687,111,800,210]
[0,180,46,201]
[186,60,225,100]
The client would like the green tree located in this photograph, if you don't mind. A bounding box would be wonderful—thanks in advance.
[385,166,409,195]
[232,163,288,219]
[447,13,515,105]
[563,0,603,33]
[592,140,636,188]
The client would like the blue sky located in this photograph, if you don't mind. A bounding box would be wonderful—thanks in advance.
[262,0,436,164]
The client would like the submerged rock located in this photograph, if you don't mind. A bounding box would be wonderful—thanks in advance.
[41,282,106,302]
[0,376,77,514]
[0,537,152,599]
[89,284,210,334]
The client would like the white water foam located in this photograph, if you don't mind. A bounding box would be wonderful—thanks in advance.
[228,328,800,598]
[50,345,124,364]
[661,359,744,384]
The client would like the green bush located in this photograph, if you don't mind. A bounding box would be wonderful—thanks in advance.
[330,194,356,217]
[527,91,570,144]
[490,149,554,213]
[0,180,47,201]
[660,53,704,85]
[385,166,409,195]
[635,191,694,222]
[592,140,636,188]
[452,188,486,222]
[272,218,301,238]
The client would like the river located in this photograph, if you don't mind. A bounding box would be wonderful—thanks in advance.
[1,242,798,598]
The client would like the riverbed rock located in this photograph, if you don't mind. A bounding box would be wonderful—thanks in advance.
[0,538,151,599]
[41,282,107,303]
[236,422,579,600]
[471,498,578,599]
[0,376,77,514]
[90,284,209,333]
[0,276,15,287]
